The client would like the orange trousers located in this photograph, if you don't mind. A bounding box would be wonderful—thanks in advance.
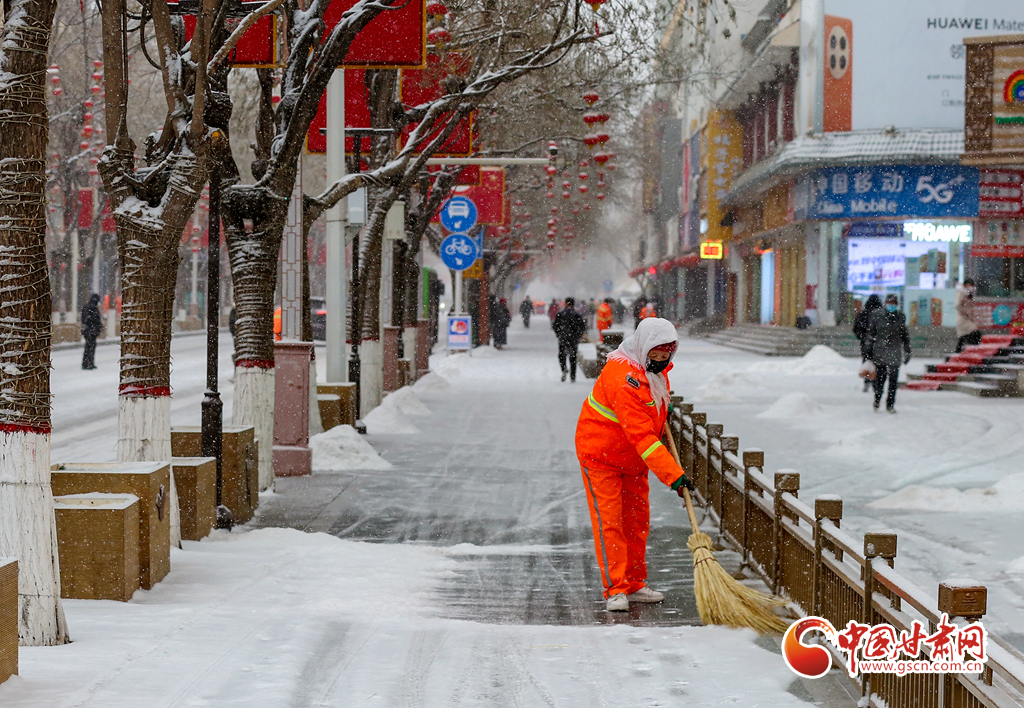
[580,465,650,598]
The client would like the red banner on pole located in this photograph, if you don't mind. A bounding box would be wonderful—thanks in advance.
[183,14,276,67]
[432,167,505,225]
[77,189,93,229]
[325,0,426,68]
[305,68,376,155]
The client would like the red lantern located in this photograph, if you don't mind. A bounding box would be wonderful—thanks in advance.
[546,191,555,199]
[546,242,556,250]
[93,59,103,68]
[514,200,524,207]
[427,27,451,45]
[579,172,588,181]
[597,180,606,189]
[82,125,93,137]
[607,163,616,172]
[596,131,610,145]
[596,112,610,125]
[562,191,571,199]
[572,207,580,215]
[84,100,94,108]
[426,1,448,18]
[550,206,559,214]
[562,181,571,189]
[92,72,103,82]
[545,165,558,176]
[53,88,63,96]
[79,141,89,150]
[547,218,558,227]
[593,152,610,165]
[579,185,589,194]
[583,134,600,149]
[597,193,606,201]
[583,203,591,211]
[583,91,599,105]
[582,112,601,126]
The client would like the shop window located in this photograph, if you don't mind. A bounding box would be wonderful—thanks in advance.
[975,257,1008,297]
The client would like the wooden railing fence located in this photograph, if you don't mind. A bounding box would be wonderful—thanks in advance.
[669,396,1024,708]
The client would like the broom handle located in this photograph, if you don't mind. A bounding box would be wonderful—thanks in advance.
[663,421,702,536]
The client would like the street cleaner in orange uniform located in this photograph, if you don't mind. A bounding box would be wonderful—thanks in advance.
[596,298,614,342]
[575,317,695,611]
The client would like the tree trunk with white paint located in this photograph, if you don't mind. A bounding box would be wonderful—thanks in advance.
[233,365,276,491]
[117,395,181,547]
[309,359,323,436]
[359,340,383,415]
[0,0,68,646]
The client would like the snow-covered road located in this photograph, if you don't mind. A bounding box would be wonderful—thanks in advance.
[49,333,237,462]
[9,317,1022,705]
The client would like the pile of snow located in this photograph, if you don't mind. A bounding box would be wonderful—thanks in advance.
[748,345,855,377]
[870,472,1024,513]
[412,371,450,393]
[757,392,823,419]
[363,403,419,434]
[692,369,762,403]
[310,424,392,470]
[382,386,430,416]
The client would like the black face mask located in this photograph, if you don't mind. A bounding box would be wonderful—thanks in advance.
[646,357,671,375]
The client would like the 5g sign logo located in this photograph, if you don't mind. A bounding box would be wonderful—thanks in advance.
[916,173,966,205]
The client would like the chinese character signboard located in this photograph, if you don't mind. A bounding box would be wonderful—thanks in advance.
[978,170,1024,218]
[700,241,724,259]
[808,165,979,219]
[701,109,743,242]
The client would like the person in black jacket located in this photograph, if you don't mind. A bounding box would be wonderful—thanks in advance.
[80,294,103,370]
[491,298,512,349]
[853,294,882,391]
[553,297,587,382]
[867,294,911,413]
[519,296,532,328]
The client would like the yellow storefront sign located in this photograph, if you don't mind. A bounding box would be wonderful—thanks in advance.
[701,109,744,243]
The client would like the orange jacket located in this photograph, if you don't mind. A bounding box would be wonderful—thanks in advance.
[575,357,684,488]
[596,302,613,330]
[273,307,282,341]
[639,303,657,320]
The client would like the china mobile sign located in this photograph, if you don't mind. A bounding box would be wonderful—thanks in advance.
[782,614,987,679]
[807,166,979,219]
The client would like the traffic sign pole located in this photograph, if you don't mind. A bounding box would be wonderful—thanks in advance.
[454,270,463,315]
[325,69,347,382]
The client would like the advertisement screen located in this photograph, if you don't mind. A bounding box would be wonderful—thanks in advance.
[847,238,946,291]
[824,1,1024,130]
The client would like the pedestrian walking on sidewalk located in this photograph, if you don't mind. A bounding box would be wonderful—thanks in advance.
[519,296,532,328]
[491,298,512,349]
[853,294,882,392]
[596,298,614,342]
[955,278,981,353]
[867,294,911,414]
[547,299,559,325]
[80,294,103,370]
[575,317,695,612]
[553,297,586,382]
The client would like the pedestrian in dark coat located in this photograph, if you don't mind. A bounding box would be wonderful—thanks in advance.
[867,294,911,413]
[80,294,103,370]
[553,297,587,382]
[853,294,882,391]
[491,298,512,349]
[519,296,532,328]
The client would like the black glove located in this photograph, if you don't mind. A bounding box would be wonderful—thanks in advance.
[674,474,695,497]
[904,351,911,365]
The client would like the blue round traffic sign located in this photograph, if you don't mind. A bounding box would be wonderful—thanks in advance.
[440,234,479,271]
[440,196,478,233]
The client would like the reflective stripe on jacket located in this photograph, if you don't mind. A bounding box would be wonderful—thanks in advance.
[575,357,683,488]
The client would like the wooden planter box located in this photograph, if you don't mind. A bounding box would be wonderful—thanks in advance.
[170,427,258,524]
[0,558,16,685]
[317,394,341,431]
[171,458,216,541]
[318,383,356,427]
[51,462,171,590]
[54,494,140,602]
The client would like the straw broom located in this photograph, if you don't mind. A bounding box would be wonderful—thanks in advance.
[663,422,789,634]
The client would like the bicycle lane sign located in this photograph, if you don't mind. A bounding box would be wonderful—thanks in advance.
[440,233,479,271]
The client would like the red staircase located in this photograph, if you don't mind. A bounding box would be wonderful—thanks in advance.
[904,334,1024,396]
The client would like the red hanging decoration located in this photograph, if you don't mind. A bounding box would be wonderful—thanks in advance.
[583,134,600,149]
[583,91,599,106]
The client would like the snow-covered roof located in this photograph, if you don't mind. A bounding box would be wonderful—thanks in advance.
[723,129,965,206]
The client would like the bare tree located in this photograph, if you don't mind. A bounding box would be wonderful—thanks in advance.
[0,0,70,646]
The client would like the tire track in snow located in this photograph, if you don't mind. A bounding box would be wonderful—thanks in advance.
[398,628,449,708]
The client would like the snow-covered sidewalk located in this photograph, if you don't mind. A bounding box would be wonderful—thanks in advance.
[2,322,826,706]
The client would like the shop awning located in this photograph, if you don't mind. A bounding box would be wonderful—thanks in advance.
[674,253,700,268]
[722,128,965,208]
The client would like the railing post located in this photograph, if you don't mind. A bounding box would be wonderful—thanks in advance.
[740,449,763,567]
[863,532,897,701]
[676,403,693,468]
[719,435,738,535]
[813,496,843,618]
[938,581,990,700]
[773,471,800,594]
[690,412,707,498]
[706,423,723,524]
